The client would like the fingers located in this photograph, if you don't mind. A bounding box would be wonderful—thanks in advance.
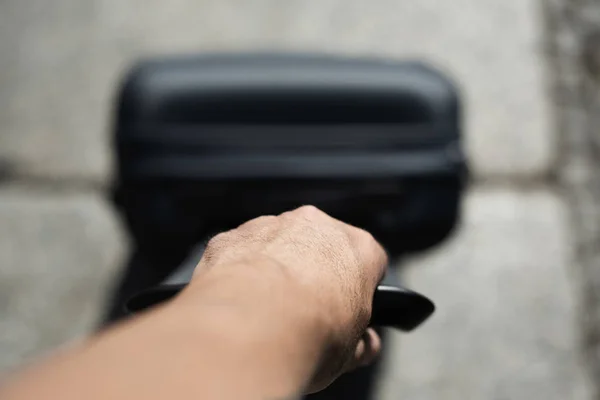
[308,328,382,393]
[343,328,382,373]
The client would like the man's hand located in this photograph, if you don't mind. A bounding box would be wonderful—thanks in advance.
[187,205,388,392]
[0,206,388,400]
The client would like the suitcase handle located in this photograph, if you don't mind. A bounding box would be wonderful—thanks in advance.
[125,283,435,332]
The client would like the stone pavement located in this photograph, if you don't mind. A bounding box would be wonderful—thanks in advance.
[0,0,551,181]
[545,1,600,397]
[0,185,126,371]
[0,0,593,398]
[378,188,591,400]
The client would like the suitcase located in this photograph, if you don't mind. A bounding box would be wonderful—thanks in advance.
[108,53,467,400]
[112,53,467,261]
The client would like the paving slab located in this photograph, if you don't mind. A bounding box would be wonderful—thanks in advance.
[376,187,591,399]
[0,185,590,398]
[0,0,551,182]
[0,187,126,372]
[544,1,600,397]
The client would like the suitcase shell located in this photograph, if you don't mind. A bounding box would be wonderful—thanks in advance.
[113,53,467,256]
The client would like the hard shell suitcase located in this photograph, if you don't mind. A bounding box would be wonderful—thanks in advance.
[113,53,466,258]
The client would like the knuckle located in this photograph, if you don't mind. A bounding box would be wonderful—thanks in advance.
[256,215,279,228]
[352,228,388,276]
[255,215,277,223]
[352,227,378,247]
[205,231,230,250]
[295,205,325,219]
[202,231,233,264]
[239,215,277,230]
[375,241,389,265]
[237,215,280,242]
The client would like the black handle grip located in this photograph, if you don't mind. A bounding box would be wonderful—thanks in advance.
[126,283,434,332]
[371,285,435,331]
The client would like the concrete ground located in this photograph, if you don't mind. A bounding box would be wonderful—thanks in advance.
[378,188,590,399]
[0,0,593,398]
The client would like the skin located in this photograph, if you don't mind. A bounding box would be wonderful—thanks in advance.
[0,206,388,399]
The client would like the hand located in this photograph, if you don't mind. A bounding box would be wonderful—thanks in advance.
[0,206,388,400]
[189,206,388,392]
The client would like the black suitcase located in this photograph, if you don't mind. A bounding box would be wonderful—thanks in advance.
[113,53,466,262]
[107,53,467,400]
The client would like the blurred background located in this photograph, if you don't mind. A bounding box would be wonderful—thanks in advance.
[0,0,598,398]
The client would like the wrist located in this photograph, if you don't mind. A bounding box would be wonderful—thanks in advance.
[172,256,329,391]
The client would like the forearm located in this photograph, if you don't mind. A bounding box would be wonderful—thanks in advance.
[1,260,325,400]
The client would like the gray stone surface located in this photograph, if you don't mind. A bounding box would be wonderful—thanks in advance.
[0,3,581,393]
[376,187,592,400]
[0,185,589,399]
[0,0,551,181]
[544,1,600,397]
[0,187,126,372]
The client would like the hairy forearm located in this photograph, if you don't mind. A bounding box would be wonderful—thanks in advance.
[1,260,325,400]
